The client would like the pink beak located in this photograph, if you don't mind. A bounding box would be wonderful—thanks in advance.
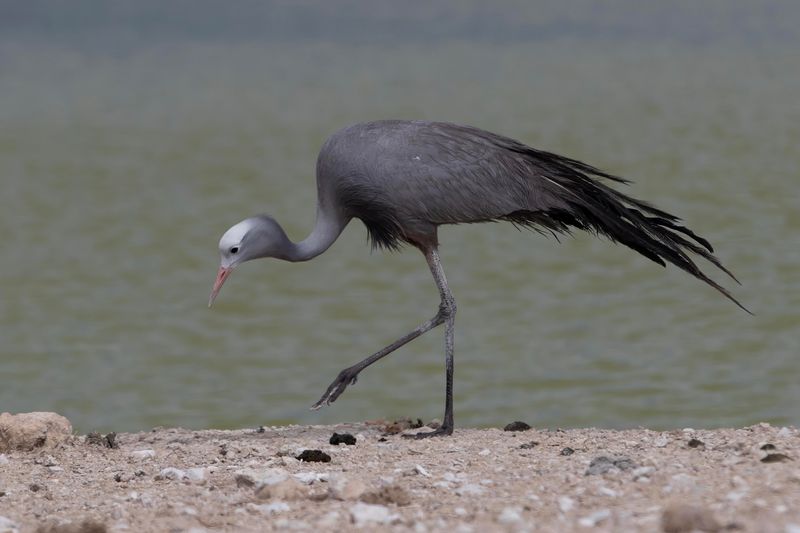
[208,266,233,307]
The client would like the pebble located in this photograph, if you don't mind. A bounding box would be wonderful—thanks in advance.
[597,486,618,497]
[497,506,522,524]
[158,467,187,481]
[349,502,398,526]
[503,421,531,432]
[296,450,331,463]
[328,475,367,500]
[0,455,8,465]
[762,453,792,463]
[186,467,206,482]
[578,509,611,527]
[631,466,655,480]
[250,501,291,514]
[558,496,575,513]
[255,478,308,500]
[414,464,431,477]
[585,456,637,475]
[777,427,793,438]
[477,448,491,456]
[293,471,328,485]
[455,483,485,496]
[235,467,289,488]
[130,449,155,460]
[654,435,669,447]
[329,433,357,446]
[0,516,18,533]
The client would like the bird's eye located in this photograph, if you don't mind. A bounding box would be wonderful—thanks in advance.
[230,246,239,254]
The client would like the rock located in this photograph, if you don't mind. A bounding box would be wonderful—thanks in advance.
[0,454,8,465]
[296,450,331,463]
[293,471,328,485]
[330,433,357,446]
[503,421,531,432]
[688,439,705,449]
[85,432,118,448]
[255,478,308,500]
[186,467,205,482]
[235,467,289,488]
[558,496,575,513]
[361,484,412,506]
[497,506,522,524]
[455,483,484,496]
[762,453,792,463]
[579,509,611,527]
[158,467,187,481]
[654,435,669,448]
[0,412,72,452]
[349,502,398,526]
[661,503,721,532]
[760,443,777,451]
[632,466,655,480]
[0,516,18,533]
[130,449,155,460]
[477,448,491,456]
[519,441,539,449]
[329,475,367,500]
[414,464,431,477]
[777,427,793,438]
[560,447,575,456]
[250,502,291,515]
[585,456,637,475]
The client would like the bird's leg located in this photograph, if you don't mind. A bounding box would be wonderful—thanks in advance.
[405,247,456,438]
[310,247,456,417]
[311,305,447,410]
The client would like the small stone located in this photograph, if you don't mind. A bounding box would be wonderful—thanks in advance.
[504,421,531,432]
[661,503,720,533]
[688,439,705,449]
[414,464,431,477]
[762,453,792,463]
[654,435,669,448]
[158,467,187,481]
[455,483,484,496]
[760,443,777,451]
[255,478,308,500]
[130,449,155,460]
[235,467,289,488]
[578,509,611,527]
[349,502,398,526]
[598,486,618,497]
[0,454,8,465]
[250,501,291,514]
[497,506,522,524]
[29,483,43,492]
[0,516,18,533]
[0,412,72,452]
[329,475,367,500]
[632,466,655,480]
[293,471,328,485]
[361,484,412,506]
[330,433,357,446]
[296,450,331,463]
[186,467,205,482]
[560,447,575,456]
[586,456,637,475]
[558,496,575,513]
[777,427,793,438]
[478,448,491,456]
[519,441,539,449]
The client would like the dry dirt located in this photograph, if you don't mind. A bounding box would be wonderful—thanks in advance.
[1,419,799,532]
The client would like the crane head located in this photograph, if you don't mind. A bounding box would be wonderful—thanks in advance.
[209,215,290,307]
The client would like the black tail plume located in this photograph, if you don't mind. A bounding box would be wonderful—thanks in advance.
[503,148,750,314]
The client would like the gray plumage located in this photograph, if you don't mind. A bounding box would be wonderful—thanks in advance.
[210,120,747,437]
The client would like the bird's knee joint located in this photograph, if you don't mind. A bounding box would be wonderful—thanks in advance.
[439,297,457,318]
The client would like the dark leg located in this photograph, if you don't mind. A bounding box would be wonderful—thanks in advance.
[312,247,457,438]
[405,247,456,438]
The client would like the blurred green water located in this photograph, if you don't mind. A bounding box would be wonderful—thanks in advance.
[1,11,799,432]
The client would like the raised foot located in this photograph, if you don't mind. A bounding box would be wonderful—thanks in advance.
[402,426,453,439]
[310,368,359,410]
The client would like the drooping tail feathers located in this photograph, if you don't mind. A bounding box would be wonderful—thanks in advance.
[501,146,751,314]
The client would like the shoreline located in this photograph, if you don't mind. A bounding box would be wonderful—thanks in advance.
[0,417,798,532]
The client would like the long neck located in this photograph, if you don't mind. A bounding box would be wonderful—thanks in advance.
[285,204,349,262]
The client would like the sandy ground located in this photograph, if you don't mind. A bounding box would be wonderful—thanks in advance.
[1,419,799,532]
